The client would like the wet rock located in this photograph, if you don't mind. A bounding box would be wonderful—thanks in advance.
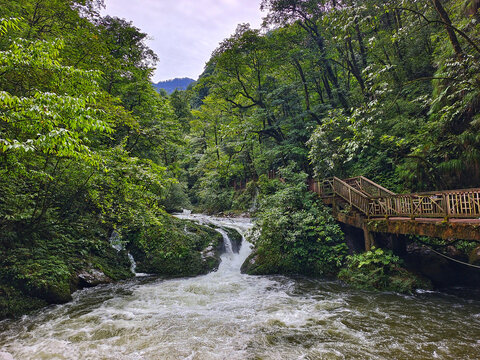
[201,245,216,259]
[0,352,14,360]
[200,241,222,273]
[469,245,480,266]
[404,243,468,287]
[240,252,259,274]
[77,269,112,288]
[44,282,72,304]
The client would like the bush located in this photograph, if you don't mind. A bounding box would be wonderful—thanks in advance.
[242,164,347,276]
[339,247,432,293]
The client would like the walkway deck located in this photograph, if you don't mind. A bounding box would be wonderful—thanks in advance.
[310,177,480,244]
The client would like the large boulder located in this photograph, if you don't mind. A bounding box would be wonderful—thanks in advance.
[77,269,112,288]
[404,243,471,287]
[128,216,225,276]
[240,252,260,274]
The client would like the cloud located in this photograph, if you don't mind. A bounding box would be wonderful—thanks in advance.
[102,0,264,81]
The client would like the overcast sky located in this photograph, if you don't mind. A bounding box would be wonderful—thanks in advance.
[102,0,265,82]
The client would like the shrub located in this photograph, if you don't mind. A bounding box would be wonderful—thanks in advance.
[242,164,347,276]
[339,247,432,293]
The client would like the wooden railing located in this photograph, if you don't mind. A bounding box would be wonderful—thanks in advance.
[331,177,371,214]
[308,178,334,197]
[312,176,480,220]
[369,189,480,219]
[344,176,395,198]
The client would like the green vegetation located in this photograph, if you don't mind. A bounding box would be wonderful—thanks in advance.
[0,1,223,318]
[339,248,432,293]
[179,0,479,290]
[127,216,224,276]
[1,0,479,316]
[242,166,347,276]
[0,221,133,318]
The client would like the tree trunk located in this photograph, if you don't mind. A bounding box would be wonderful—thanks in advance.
[431,0,463,57]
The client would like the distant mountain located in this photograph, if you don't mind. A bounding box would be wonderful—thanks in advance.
[152,77,195,94]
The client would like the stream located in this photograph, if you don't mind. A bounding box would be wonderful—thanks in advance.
[1,215,480,359]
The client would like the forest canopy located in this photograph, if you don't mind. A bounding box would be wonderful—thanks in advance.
[183,0,480,209]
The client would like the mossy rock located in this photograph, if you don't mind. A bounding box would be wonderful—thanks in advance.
[128,215,224,277]
[0,284,47,319]
[240,252,259,274]
[240,249,287,275]
[240,248,286,275]
[1,255,73,304]
[0,229,133,319]
[86,247,133,282]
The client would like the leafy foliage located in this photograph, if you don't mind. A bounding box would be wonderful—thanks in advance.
[2,0,479,315]
[339,248,432,293]
[0,3,182,317]
[243,165,347,276]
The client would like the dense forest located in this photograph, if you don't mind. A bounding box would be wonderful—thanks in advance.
[0,0,479,317]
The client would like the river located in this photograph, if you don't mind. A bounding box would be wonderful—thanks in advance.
[1,215,480,359]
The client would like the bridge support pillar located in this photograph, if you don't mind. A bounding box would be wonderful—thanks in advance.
[363,225,376,251]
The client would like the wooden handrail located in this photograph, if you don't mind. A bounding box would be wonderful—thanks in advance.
[315,176,480,220]
[370,187,480,199]
[358,176,396,196]
[343,176,395,197]
[332,177,370,215]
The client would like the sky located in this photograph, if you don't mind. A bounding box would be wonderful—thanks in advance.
[102,0,265,83]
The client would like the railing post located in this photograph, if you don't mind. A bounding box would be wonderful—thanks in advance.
[363,223,375,251]
[410,195,415,220]
[444,193,449,222]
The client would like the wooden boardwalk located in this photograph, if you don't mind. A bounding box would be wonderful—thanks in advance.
[309,176,480,246]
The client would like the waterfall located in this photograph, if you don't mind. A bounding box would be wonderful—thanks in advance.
[249,186,259,212]
[215,228,233,254]
[128,253,137,274]
[109,230,141,276]
[173,213,253,272]
[109,230,123,252]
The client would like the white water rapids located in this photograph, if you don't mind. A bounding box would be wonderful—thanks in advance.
[1,215,480,359]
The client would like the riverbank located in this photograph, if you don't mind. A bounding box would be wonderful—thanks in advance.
[0,214,240,320]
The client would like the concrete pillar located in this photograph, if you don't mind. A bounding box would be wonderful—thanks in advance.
[363,225,375,251]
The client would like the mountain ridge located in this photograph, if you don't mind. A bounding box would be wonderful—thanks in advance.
[153,77,195,94]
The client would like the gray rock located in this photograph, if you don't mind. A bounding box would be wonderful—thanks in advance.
[0,352,15,360]
[201,245,216,259]
[77,269,112,287]
[469,245,480,265]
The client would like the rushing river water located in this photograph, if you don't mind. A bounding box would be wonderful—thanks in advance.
[1,215,480,359]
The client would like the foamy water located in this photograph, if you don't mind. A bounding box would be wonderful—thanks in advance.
[1,215,480,359]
